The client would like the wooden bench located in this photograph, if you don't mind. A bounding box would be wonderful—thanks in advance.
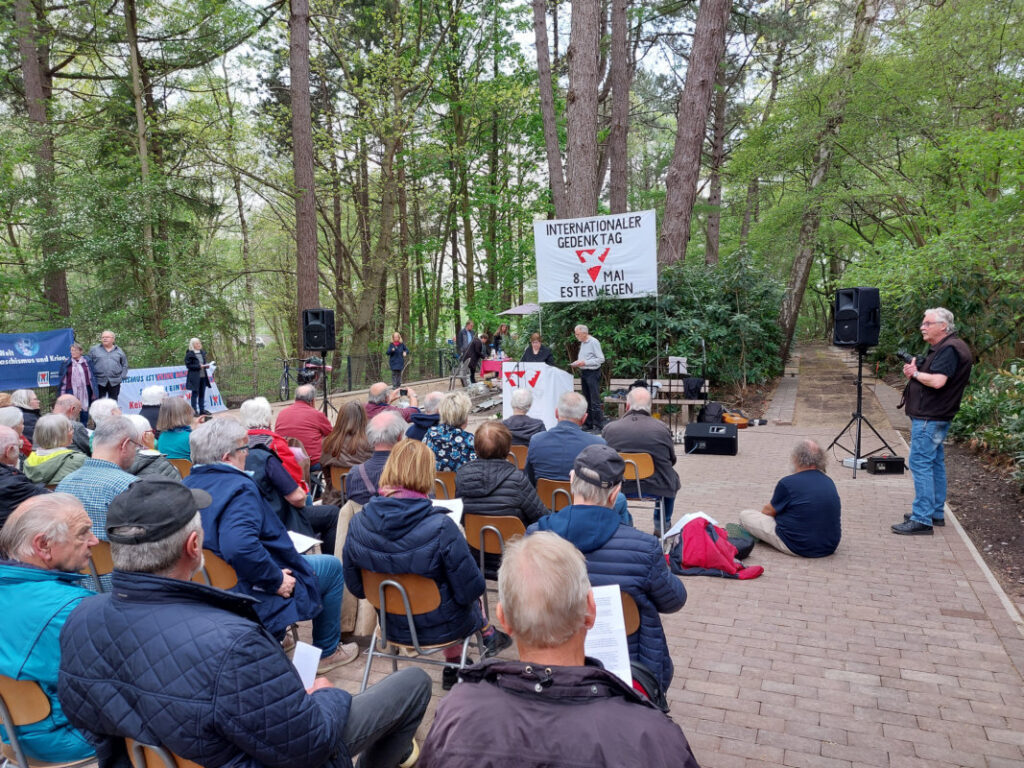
[602,377,708,423]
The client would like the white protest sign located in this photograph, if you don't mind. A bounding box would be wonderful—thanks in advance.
[116,365,228,414]
[533,210,658,303]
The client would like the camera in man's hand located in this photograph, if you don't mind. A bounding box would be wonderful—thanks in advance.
[897,350,925,368]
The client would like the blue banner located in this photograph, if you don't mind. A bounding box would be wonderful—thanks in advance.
[0,328,75,390]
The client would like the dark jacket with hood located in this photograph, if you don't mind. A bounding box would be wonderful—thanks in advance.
[184,463,322,638]
[530,504,687,691]
[405,411,440,441]
[58,571,353,768]
[17,406,41,442]
[128,450,180,480]
[420,657,700,768]
[342,494,485,646]
[456,459,546,576]
[0,464,48,528]
[501,414,546,446]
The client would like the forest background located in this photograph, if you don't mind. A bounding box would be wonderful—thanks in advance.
[1,0,1021,474]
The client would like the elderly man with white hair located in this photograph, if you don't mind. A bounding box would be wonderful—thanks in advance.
[275,384,333,470]
[124,414,181,480]
[570,324,606,432]
[365,381,420,423]
[601,385,681,536]
[0,493,98,763]
[345,410,407,506]
[420,530,699,768]
[88,330,128,401]
[51,395,91,455]
[524,391,604,485]
[405,390,443,441]
[86,396,121,427]
[502,387,546,446]
[0,424,49,528]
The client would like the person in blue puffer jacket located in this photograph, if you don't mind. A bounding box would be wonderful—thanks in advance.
[529,444,687,691]
[343,440,511,689]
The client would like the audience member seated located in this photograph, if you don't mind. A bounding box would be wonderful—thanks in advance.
[519,332,556,366]
[275,384,333,469]
[343,440,511,689]
[241,397,340,555]
[456,421,546,577]
[0,406,32,458]
[0,494,97,763]
[183,421,358,671]
[155,396,196,460]
[10,389,41,442]
[524,392,603,484]
[602,386,680,535]
[423,390,477,472]
[56,416,139,540]
[365,382,420,423]
[51,395,91,455]
[0,425,49,528]
[240,396,308,489]
[125,414,180,480]
[420,531,701,768]
[321,400,373,502]
[739,439,841,558]
[87,396,121,427]
[405,390,443,441]
[23,414,86,486]
[529,445,686,692]
[58,478,430,767]
[138,384,166,431]
[502,388,546,446]
[345,411,407,506]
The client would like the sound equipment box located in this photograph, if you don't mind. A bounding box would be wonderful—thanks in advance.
[302,308,336,351]
[866,455,905,475]
[684,422,738,456]
[834,287,880,348]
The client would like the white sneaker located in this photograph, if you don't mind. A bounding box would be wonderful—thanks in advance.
[317,642,360,673]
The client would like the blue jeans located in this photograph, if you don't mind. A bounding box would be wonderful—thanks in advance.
[909,418,950,525]
[306,554,345,655]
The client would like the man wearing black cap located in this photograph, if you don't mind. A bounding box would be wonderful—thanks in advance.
[57,477,431,768]
[528,444,687,692]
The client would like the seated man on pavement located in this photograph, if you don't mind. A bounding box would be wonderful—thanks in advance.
[345,410,407,506]
[275,384,333,470]
[241,397,339,555]
[602,386,680,536]
[365,382,420,423]
[51,395,91,455]
[739,439,841,558]
[420,531,701,768]
[406,390,443,441]
[501,387,546,446]
[58,478,431,768]
[124,414,181,480]
[23,414,86,486]
[456,421,546,577]
[529,445,687,692]
[343,440,511,690]
[183,419,358,671]
[0,425,49,528]
[0,494,97,763]
[56,415,139,540]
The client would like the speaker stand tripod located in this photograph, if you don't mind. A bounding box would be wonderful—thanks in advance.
[827,345,895,478]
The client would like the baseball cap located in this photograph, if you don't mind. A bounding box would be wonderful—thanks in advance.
[573,444,625,489]
[106,477,212,544]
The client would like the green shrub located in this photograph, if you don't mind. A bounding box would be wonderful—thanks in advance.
[949,361,1024,488]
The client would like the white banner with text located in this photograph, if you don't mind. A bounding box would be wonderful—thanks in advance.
[116,365,227,414]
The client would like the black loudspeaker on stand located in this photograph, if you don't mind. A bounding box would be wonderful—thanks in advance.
[302,308,336,351]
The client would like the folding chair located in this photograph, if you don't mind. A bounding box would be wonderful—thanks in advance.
[359,570,485,692]
[535,478,572,511]
[167,458,192,478]
[81,540,114,593]
[506,445,527,471]
[328,465,351,499]
[618,452,666,539]
[434,471,456,501]
[125,738,203,768]
[462,514,526,619]
[620,590,641,638]
[0,675,94,768]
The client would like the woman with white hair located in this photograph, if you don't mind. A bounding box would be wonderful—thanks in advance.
[184,338,211,417]
[138,385,166,431]
[0,405,31,458]
[10,389,41,442]
[23,414,85,485]
[423,390,477,471]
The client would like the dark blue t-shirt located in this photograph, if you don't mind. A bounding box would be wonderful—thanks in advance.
[771,470,841,557]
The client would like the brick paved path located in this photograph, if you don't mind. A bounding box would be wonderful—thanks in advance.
[325,342,1024,766]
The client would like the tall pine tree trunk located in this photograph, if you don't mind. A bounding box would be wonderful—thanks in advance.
[607,0,630,213]
[658,0,730,264]
[778,0,880,363]
[704,63,727,266]
[565,0,600,217]
[533,0,568,218]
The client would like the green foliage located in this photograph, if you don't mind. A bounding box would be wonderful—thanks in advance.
[950,363,1024,489]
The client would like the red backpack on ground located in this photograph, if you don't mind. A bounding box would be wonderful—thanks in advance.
[668,517,763,580]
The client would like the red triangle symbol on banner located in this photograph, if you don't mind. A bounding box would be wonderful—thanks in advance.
[587,266,602,282]
[576,249,594,263]
[598,248,610,263]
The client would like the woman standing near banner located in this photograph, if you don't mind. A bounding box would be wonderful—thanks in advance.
[57,343,97,425]
[185,338,211,416]
[520,333,555,366]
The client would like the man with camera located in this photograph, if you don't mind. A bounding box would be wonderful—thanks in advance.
[892,307,973,535]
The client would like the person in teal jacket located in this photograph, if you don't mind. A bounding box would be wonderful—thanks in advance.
[0,493,98,762]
